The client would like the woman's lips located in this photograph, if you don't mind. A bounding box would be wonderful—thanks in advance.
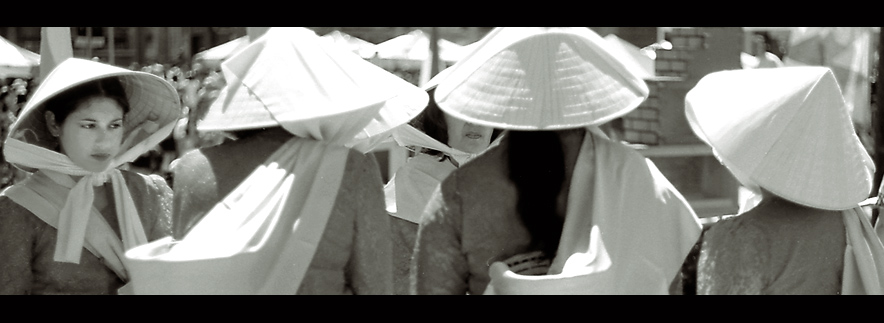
[91,153,111,161]
[465,132,483,139]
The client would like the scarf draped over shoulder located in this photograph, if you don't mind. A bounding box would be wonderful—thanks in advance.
[0,125,172,280]
[122,136,348,294]
[484,129,703,294]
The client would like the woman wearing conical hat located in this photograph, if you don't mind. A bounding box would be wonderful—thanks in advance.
[122,27,429,295]
[384,69,504,294]
[409,27,703,295]
[685,66,884,295]
[0,58,182,294]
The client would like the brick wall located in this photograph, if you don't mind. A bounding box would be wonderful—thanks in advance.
[619,27,744,146]
[655,28,706,78]
[621,81,663,145]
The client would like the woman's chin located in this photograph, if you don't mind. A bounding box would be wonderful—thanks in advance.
[76,161,112,173]
[459,144,489,154]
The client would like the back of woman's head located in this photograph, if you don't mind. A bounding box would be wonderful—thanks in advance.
[44,76,130,125]
[507,130,566,259]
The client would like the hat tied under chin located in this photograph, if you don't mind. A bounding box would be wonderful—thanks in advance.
[4,137,149,264]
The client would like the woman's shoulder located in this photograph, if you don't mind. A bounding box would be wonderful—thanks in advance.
[171,148,212,177]
[704,212,766,241]
[169,146,232,195]
[120,170,170,194]
[448,144,510,194]
[455,143,506,175]
[0,193,44,233]
[330,149,387,225]
[0,194,32,218]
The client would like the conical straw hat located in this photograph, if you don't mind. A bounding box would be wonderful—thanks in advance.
[7,57,180,170]
[433,27,649,131]
[685,66,874,210]
[198,27,428,147]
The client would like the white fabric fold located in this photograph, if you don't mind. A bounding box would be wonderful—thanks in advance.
[483,129,703,294]
[385,153,457,223]
[3,137,150,264]
[841,206,884,295]
[123,137,348,294]
[391,124,475,162]
[383,125,504,222]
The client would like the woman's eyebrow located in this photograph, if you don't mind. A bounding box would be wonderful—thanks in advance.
[78,117,124,122]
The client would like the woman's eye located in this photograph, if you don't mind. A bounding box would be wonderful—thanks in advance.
[81,124,95,129]
[110,123,123,129]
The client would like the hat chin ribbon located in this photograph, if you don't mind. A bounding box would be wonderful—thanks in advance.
[5,134,155,266]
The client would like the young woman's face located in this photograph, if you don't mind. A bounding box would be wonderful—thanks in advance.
[444,112,493,154]
[53,97,126,172]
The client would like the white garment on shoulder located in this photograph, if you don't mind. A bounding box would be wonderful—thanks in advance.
[842,206,884,294]
[122,137,348,294]
[386,153,456,223]
[484,128,703,295]
[3,137,154,269]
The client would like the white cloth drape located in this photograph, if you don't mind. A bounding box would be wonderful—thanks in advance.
[483,129,703,294]
[123,137,348,294]
[841,206,884,294]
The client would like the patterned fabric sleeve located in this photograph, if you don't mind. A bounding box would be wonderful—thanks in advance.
[122,171,173,241]
[169,150,218,240]
[145,174,174,241]
[696,216,769,294]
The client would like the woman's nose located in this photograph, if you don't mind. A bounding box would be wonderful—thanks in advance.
[463,122,488,132]
[94,128,119,147]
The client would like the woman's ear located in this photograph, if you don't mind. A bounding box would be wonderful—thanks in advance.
[44,110,61,137]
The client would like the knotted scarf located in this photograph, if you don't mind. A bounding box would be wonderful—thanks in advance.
[1,121,174,279]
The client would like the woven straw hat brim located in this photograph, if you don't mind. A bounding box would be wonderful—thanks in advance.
[420,65,453,91]
[434,27,649,131]
[346,67,455,153]
[7,57,180,155]
[685,66,874,210]
[198,27,428,146]
[196,75,277,132]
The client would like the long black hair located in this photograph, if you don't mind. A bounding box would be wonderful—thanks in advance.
[507,130,566,258]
